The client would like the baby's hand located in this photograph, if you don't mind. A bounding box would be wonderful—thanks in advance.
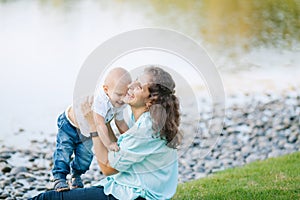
[108,142,120,152]
[80,95,95,130]
[81,95,94,120]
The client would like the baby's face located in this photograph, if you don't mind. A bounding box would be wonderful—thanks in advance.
[106,82,129,108]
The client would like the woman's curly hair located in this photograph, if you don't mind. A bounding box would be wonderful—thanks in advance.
[144,66,182,148]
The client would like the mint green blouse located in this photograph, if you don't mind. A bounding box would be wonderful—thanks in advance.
[97,111,178,200]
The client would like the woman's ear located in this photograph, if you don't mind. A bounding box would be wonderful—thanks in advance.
[145,102,152,110]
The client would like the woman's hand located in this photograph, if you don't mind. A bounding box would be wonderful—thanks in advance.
[81,95,96,132]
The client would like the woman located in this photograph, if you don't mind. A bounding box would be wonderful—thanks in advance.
[30,66,181,200]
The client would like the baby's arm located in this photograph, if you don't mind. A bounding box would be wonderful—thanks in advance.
[115,119,129,134]
[94,112,119,151]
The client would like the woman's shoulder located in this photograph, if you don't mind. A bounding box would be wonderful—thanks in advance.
[125,112,153,134]
[118,112,166,148]
[137,112,152,128]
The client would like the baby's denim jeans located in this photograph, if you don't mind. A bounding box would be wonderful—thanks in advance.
[52,112,93,180]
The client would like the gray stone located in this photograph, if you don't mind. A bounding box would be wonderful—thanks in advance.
[241,146,251,158]
[1,178,11,188]
[1,166,11,174]
[212,167,225,173]
[12,181,24,189]
[221,158,232,166]
[0,192,10,199]
[194,173,206,179]
[0,160,12,174]
[268,150,283,158]
[16,173,27,179]
[277,140,286,149]
[0,152,11,159]
[192,165,205,173]
[284,143,296,151]
[231,160,244,167]
[288,132,298,143]
[16,179,31,190]
[10,166,28,175]
[245,154,260,163]
[36,185,47,191]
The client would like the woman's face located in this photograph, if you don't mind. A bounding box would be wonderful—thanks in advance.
[124,74,151,108]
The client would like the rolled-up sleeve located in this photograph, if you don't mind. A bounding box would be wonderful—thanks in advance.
[108,148,147,172]
[108,129,159,172]
[108,112,162,172]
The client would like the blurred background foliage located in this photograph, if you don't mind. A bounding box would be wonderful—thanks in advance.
[2,0,298,50]
[144,0,300,50]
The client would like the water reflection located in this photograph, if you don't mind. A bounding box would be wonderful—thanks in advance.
[139,0,300,49]
[3,0,298,49]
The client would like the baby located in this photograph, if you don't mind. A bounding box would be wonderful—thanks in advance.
[52,67,131,192]
[92,67,132,151]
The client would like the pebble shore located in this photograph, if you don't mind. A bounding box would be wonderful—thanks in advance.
[1,92,300,199]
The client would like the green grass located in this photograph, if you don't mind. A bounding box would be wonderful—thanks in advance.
[173,152,300,200]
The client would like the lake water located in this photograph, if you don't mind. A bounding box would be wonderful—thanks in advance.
[1,0,300,147]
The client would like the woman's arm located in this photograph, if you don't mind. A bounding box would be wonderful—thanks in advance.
[115,119,129,134]
[91,136,118,176]
[81,97,118,176]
